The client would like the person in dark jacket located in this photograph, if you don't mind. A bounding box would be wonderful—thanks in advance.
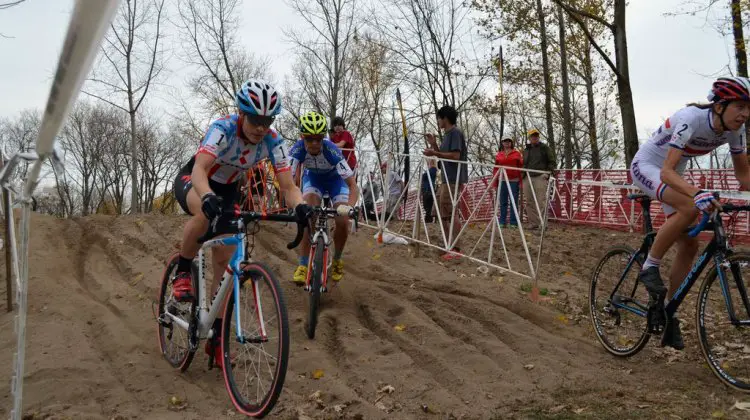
[421,159,438,223]
[522,129,556,229]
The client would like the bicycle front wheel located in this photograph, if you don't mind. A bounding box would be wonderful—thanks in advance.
[306,235,325,339]
[697,252,750,392]
[222,262,290,417]
[589,245,650,357]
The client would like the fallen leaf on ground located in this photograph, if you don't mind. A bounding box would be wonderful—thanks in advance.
[711,410,724,418]
[573,407,585,414]
[549,405,566,414]
[523,364,534,370]
[312,369,324,379]
[378,384,395,394]
[394,324,406,332]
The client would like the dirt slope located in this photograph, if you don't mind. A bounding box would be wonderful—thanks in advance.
[0,213,747,419]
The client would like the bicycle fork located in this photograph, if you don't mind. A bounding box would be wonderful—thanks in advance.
[305,231,330,294]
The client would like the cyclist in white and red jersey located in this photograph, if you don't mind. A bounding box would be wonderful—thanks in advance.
[171,79,311,367]
[631,77,750,350]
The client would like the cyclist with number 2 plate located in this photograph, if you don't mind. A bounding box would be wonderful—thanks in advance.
[630,77,750,350]
[171,79,312,366]
[289,111,359,285]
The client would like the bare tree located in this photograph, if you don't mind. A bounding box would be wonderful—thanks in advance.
[177,0,274,118]
[0,109,41,179]
[59,102,106,215]
[285,0,358,122]
[136,114,190,212]
[83,0,167,213]
[558,4,573,168]
[554,0,638,165]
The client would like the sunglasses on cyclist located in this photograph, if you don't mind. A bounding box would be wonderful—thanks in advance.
[302,134,325,143]
[244,114,275,128]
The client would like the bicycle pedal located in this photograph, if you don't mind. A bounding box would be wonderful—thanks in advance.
[646,298,666,335]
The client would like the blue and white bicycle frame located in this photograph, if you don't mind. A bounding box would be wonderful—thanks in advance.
[164,229,266,344]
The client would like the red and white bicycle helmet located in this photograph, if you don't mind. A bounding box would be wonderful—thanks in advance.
[708,77,750,102]
[236,79,282,116]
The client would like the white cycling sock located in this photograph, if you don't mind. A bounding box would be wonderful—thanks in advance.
[643,254,661,271]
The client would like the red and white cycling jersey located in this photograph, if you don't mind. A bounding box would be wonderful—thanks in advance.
[195,114,291,184]
[631,106,747,215]
[639,106,746,162]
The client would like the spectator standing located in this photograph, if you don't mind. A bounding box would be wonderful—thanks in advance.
[493,137,523,228]
[421,159,438,223]
[424,105,468,260]
[522,129,556,229]
[331,116,357,174]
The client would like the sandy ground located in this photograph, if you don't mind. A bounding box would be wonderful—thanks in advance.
[1,213,749,419]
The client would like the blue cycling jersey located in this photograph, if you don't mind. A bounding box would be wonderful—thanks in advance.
[289,139,354,179]
[196,114,291,184]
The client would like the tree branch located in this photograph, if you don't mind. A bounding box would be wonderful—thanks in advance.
[81,90,129,113]
[553,0,614,31]
[559,2,622,80]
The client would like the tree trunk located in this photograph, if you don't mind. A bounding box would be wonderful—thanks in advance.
[498,46,505,139]
[558,5,573,169]
[129,109,138,213]
[732,0,748,77]
[583,22,601,169]
[536,0,556,152]
[613,0,638,166]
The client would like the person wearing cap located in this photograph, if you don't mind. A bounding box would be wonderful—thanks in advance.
[493,137,523,228]
[522,129,556,229]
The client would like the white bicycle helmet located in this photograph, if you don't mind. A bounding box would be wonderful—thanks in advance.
[236,79,282,116]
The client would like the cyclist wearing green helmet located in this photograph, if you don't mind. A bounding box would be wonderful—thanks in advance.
[289,112,359,284]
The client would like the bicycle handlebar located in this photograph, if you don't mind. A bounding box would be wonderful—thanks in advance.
[687,201,750,238]
[197,210,305,249]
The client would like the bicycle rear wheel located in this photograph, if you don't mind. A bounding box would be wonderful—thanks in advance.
[589,246,650,357]
[306,236,325,339]
[156,253,198,371]
[697,252,750,392]
[222,262,290,417]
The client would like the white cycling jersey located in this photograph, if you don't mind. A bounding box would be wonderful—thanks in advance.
[631,106,747,215]
[638,106,746,163]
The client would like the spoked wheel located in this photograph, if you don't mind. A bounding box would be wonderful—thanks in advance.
[222,262,290,417]
[306,236,326,339]
[156,253,198,371]
[697,252,750,392]
[589,246,651,357]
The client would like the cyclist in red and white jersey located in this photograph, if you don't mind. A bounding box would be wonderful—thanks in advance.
[631,77,750,350]
[170,79,311,366]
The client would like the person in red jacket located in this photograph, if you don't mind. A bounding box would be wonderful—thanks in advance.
[331,116,357,174]
[492,137,523,227]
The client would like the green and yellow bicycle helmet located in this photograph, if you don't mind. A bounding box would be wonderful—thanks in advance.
[299,111,328,135]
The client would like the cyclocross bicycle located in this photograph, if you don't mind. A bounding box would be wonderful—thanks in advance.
[590,192,750,391]
[156,210,304,417]
[303,204,358,339]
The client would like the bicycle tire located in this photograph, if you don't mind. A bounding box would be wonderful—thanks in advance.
[156,253,198,372]
[696,251,750,392]
[589,245,651,357]
[306,235,325,339]
[222,262,290,417]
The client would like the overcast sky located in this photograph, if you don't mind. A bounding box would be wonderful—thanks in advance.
[0,0,737,138]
